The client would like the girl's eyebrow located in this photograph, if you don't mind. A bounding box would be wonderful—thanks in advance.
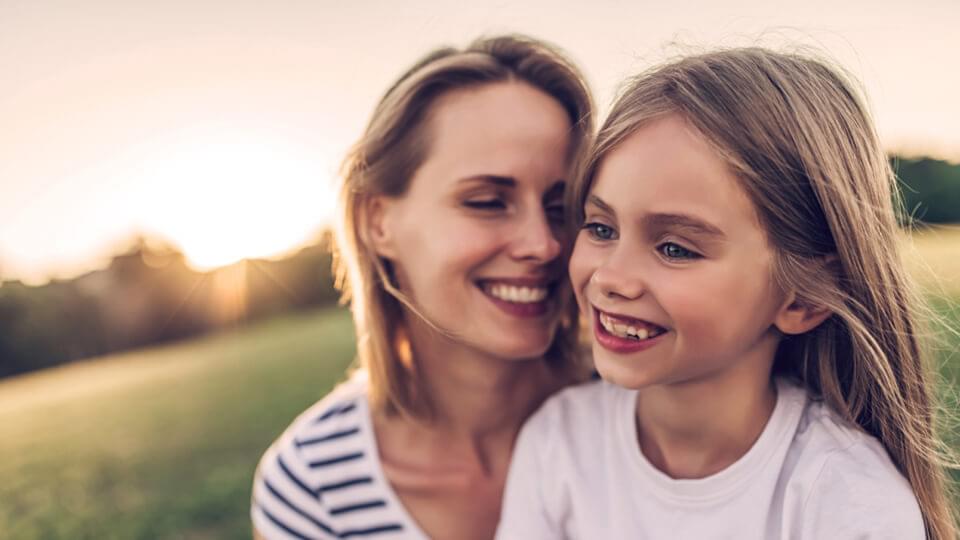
[586,194,616,217]
[644,213,725,238]
[587,194,724,238]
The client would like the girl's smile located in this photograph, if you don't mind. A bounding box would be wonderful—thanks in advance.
[593,307,669,353]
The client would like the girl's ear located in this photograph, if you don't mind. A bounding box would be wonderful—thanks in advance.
[773,291,833,335]
[363,195,398,259]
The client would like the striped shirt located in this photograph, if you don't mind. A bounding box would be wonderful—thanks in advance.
[252,375,428,539]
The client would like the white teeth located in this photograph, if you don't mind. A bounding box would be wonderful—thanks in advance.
[486,283,548,304]
[599,312,658,340]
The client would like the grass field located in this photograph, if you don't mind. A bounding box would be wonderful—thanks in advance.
[1,230,959,539]
[0,307,355,539]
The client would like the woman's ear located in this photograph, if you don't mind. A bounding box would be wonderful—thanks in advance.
[773,291,833,335]
[364,195,398,259]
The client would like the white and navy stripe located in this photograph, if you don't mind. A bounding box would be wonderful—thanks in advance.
[253,380,423,539]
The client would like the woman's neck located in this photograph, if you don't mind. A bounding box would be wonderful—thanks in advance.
[378,320,566,475]
[634,359,777,480]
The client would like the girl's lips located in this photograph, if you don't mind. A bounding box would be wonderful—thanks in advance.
[593,309,667,353]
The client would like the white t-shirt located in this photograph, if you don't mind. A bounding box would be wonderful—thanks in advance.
[496,379,925,540]
[252,374,429,539]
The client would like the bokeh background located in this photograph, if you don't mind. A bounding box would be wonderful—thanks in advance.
[1,0,958,538]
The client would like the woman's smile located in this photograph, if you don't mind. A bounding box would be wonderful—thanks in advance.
[479,278,556,318]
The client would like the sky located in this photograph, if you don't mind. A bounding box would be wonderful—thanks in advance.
[2,0,958,284]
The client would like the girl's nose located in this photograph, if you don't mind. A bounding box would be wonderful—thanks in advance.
[591,249,646,300]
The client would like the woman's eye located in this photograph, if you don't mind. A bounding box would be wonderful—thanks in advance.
[463,199,505,210]
[582,222,617,241]
[658,242,700,260]
[545,204,565,224]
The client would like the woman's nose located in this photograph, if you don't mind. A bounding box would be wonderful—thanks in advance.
[509,209,562,263]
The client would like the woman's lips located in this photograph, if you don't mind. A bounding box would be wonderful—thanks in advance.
[479,280,553,318]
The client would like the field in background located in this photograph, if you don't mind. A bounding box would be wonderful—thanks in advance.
[1,230,959,539]
[0,307,355,539]
[904,225,960,296]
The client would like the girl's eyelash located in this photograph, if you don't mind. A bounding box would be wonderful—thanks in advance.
[657,242,701,260]
[581,222,617,241]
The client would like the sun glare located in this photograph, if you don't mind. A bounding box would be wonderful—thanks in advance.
[135,131,338,271]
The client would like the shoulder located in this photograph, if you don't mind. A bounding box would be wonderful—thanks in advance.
[783,393,924,538]
[259,376,370,477]
[252,376,400,539]
[274,376,369,451]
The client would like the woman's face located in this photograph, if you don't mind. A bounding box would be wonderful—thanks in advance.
[370,81,573,361]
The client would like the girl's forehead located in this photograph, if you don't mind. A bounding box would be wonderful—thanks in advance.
[586,116,761,233]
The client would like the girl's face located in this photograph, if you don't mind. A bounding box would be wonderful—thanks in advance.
[370,81,572,361]
[569,115,787,389]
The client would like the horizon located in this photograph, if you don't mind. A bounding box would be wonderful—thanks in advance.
[3,0,959,285]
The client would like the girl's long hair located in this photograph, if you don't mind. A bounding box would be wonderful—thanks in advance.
[572,47,957,539]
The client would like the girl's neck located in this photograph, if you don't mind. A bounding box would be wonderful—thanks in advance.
[635,362,777,480]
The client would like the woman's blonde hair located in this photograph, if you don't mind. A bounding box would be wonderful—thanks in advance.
[572,47,957,539]
[334,35,593,420]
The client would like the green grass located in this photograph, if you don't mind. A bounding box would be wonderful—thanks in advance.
[0,306,355,539]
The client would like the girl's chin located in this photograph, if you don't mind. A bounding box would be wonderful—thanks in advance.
[593,353,657,390]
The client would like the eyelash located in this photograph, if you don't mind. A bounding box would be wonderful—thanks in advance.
[582,222,617,241]
[463,198,565,224]
[463,198,506,210]
[657,242,701,260]
[582,222,702,261]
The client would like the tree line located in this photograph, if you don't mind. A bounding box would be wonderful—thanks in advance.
[0,234,341,379]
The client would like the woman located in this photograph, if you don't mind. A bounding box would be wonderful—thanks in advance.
[252,35,593,539]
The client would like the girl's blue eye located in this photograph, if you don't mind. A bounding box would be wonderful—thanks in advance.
[582,222,617,241]
[658,242,700,260]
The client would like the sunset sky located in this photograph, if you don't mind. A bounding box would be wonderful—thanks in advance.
[2,0,958,284]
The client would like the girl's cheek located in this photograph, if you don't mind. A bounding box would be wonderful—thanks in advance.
[568,245,595,293]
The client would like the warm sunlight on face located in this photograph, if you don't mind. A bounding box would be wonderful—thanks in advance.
[134,131,338,270]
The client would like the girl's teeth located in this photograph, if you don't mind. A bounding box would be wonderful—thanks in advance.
[487,283,548,304]
[599,312,658,340]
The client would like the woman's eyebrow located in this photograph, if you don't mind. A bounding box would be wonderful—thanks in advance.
[457,174,516,187]
[644,213,725,238]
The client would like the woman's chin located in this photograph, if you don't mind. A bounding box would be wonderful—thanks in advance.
[480,335,554,363]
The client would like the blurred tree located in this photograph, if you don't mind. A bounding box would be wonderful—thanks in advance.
[893,155,960,225]
[0,231,340,379]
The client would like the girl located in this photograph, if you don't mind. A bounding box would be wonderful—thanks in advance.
[252,35,593,539]
[497,48,957,539]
